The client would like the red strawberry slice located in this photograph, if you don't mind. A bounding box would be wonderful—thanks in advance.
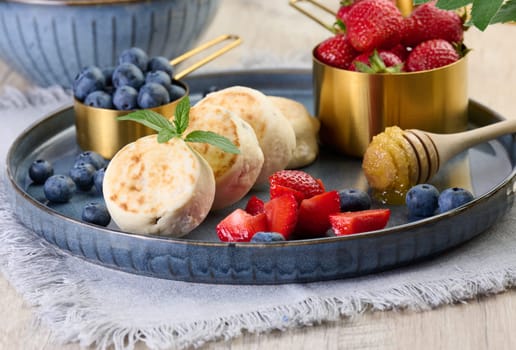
[269,170,325,201]
[263,193,298,240]
[314,34,359,70]
[216,209,268,242]
[269,183,305,204]
[295,190,341,238]
[346,0,404,52]
[329,209,390,236]
[245,195,265,215]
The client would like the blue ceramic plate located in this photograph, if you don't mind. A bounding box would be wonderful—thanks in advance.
[5,70,516,284]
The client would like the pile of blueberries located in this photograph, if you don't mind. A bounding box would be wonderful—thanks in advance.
[73,47,185,110]
[405,183,474,220]
[28,151,111,227]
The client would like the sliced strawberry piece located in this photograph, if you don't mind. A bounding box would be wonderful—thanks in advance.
[269,170,325,201]
[216,209,268,242]
[245,195,265,215]
[269,183,305,203]
[295,190,341,238]
[263,193,298,240]
[329,209,390,236]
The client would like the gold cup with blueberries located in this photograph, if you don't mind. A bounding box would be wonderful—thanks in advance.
[73,34,241,159]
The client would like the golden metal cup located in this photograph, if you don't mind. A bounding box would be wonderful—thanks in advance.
[74,34,241,159]
[313,53,469,157]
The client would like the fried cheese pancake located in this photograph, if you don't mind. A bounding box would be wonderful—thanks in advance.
[196,86,296,184]
[103,136,215,236]
[268,96,320,169]
[186,104,264,209]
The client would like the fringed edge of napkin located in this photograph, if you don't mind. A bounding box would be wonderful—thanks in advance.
[1,177,516,350]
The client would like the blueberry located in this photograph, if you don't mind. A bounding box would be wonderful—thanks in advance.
[73,66,105,101]
[44,175,76,203]
[113,85,139,110]
[438,187,474,213]
[250,232,286,243]
[137,82,170,108]
[84,90,114,109]
[82,202,111,226]
[69,162,96,191]
[112,62,145,89]
[167,84,186,102]
[28,159,54,184]
[338,188,371,211]
[94,167,105,195]
[405,184,439,218]
[102,66,115,87]
[119,47,149,72]
[147,56,174,77]
[74,151,106,170]
[145,70,172,88]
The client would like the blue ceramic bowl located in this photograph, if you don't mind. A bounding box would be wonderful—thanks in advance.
[0,0,220,88]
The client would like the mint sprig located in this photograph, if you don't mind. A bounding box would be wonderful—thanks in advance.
[117,96,240,154]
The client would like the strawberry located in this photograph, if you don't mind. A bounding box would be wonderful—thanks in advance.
[269,184,305,204]
[216,209,268,242]
[245,195,265,215]
[401,1,464,47]
[405,39,459,72]
[349,49,403,73]
[389,43,410,61]
[269,170,325,202]
[263,193,298,240]
[295,190,341,238]
[346,0,404,53]
[314,34,359,70]
[329,209,390,235]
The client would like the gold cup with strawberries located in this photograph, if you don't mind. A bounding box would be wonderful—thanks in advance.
[291,0,469,157]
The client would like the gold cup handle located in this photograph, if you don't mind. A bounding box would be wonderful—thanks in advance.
[171,34,242,80]
[289,0,414,29]
[289,0,336,33]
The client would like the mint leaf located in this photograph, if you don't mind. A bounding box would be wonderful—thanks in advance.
[117,95,240,153]
[435,0,471,10]
[157,128,178,143]
[185,130,241,154]
[173,96,190,135]
[471,0,504,30]
[490,0,516,24]
[118,110,174,133]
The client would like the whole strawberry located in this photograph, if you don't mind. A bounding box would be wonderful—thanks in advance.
[349,49,403,72]
[314,34,358,70]
[405,39,459,72]
[346,0,404,52]
[402,1,464,47]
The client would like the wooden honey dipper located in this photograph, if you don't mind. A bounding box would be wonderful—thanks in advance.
[403,118,516,184]
[362,118,516,203]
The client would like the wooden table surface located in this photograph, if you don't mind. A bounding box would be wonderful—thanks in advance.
[1,1,515,349]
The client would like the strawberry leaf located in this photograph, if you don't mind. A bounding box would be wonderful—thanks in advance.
[471,0,504,30]
[185,130,240,154]
[435,0,472,10]
[490,0,516,24]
